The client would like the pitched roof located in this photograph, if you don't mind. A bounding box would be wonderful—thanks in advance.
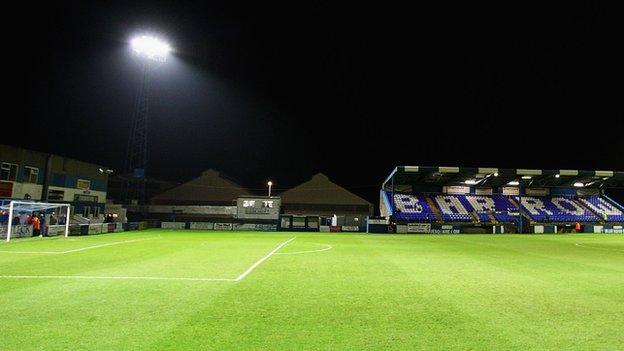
[150,169,251,204]
[279,173,372,206]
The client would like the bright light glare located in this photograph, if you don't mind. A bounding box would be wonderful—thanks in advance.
[573,182,585,188]
[131,35,171,61]
[267,181,273,186]
[521,175,532,180]
[508,181,520,186]
[464,179,478,185]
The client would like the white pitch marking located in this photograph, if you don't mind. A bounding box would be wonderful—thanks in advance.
[0,237,296,283]
[234,237,296,282]
[0,237,156,255]
[275,243,333,255]
[0,275,235,282]
[574,243,624,253]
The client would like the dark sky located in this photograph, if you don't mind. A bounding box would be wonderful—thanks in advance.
[6,1,624,202]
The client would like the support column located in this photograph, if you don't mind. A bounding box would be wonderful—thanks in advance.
[6,201,14,242]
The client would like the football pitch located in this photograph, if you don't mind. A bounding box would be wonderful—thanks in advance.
[1,230,623,350]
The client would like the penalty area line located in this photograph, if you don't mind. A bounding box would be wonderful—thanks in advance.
[0,237,297,283]
[234,237,296,282]
[275,243,333,255]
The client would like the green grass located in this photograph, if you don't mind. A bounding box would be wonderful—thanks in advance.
[1,230,623,350]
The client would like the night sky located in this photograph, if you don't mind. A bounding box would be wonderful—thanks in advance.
[6,1,623,202]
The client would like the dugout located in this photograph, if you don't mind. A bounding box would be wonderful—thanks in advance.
[381,166,624,234]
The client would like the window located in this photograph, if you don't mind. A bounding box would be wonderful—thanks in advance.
[93,207,100,217]
[76,179,91,190]
[82,206,91,217]
[1,163,18,181]
[48,189,65,201]
[74,194,98,203]
[23,166,39,183]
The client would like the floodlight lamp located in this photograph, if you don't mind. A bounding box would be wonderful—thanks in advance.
[464,180,478,185]
[493,172,499,177]
[573,182,584,188]
[521,176,532,180]
[131,35,171,62]
[555,174,561,178]
[267,181,273,186]
[508,181,520,186]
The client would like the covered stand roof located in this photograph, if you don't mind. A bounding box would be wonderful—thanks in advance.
[150,169,251,205]
[280,173,372,207]
[383,166,624,190]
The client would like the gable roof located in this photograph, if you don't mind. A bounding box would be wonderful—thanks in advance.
[150,169,251,204]
[279,173,372,206]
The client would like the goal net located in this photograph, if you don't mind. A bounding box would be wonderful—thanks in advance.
[0,201,71,242]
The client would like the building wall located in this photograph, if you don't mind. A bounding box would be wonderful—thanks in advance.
[281,203,372,216]
[0,145,108,215]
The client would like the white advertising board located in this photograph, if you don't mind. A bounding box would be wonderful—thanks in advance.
[189,222,214,230]
[161,222,186,229]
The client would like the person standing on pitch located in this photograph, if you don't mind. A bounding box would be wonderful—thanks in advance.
[31,213,41,237]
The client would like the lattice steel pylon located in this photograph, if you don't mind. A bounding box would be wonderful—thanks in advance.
[124,63,152,206]
[124,35,171,209]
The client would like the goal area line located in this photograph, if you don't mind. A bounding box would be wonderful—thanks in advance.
[0,237,296,283]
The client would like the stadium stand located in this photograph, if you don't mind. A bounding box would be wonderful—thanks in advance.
[516,196,598,223]
[381,166,624,233]
[578,196,624,222]
[392,193,436,222]
[434,195,472,222]
[458,194,517,223]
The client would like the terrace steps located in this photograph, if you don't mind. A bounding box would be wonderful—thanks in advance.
[508,197,534,224]
[487,211,498,224]
[425,196,443,223]
[470,211,480,223]
[575,198,606,224]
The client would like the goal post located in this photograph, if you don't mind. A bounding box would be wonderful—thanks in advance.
[1,201,71,242]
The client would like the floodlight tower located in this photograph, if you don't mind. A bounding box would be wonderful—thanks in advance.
[124,35,171,207]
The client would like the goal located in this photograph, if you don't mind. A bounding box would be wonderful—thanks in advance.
[1,201,71,242]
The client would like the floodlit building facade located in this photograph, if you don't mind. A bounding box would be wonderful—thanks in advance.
[0,144,109,218]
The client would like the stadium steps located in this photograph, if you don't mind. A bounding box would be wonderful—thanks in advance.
[508,197,534,224]
[575,198,606,223]
[470,211,480,223]
[604,195,624,212]
[425,196,443,223]
[487,211,499,224]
